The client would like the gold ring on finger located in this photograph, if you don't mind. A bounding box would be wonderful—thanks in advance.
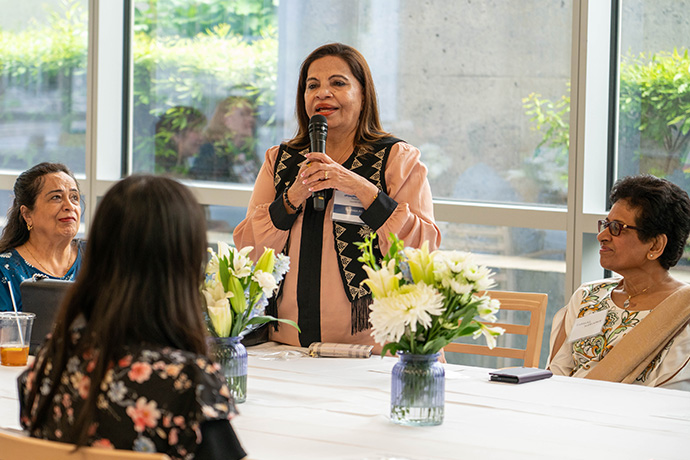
[324,171,328,180]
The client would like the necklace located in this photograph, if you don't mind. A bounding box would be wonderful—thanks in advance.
[622,285,649,309]
[24,241,71,278]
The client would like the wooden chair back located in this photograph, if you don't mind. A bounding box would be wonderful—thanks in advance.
[444,290,548,367]
[0,431,170,460]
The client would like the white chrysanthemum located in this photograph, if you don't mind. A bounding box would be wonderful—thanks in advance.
[368,283,444,345]
[253,270,278,297]
[369,297,408,345]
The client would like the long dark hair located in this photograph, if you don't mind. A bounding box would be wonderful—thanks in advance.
[286,43,390,152]
[28,175,209,445]
[0,162,80,253]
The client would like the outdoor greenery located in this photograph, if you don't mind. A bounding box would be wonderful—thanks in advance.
[521,85,570,200]
[523,48,690,188]
[619,48,690,177]
[134,0,276,39]
[0,0,87,83]
[0,0,278,170]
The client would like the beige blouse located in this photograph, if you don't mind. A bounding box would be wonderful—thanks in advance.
[233,142,441,350]
[548,278,690,390]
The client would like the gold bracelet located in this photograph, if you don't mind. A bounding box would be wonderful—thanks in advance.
[284,188,302,212]
[372,189,380,202]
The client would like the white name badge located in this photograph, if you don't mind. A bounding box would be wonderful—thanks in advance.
[332,190,365,225]
[568,310,608,343]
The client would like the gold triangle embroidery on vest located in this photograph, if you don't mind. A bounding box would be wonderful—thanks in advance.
[373,159,383,170]
[349,285,360,298]
[278,149,292,164]
[334,223,347,238]
[352,158,363,169]
[345,270,355,283]
[336,240,348,253]
[371,171,381,182]
[274,149,291,186]
[339,254,352,268]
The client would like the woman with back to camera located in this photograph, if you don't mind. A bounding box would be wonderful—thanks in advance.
[18,175,246,459]
[548,175,690,390]
[234,43,441,349]
[0,162,85,311]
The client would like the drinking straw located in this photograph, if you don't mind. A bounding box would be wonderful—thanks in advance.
[6,281,25,346]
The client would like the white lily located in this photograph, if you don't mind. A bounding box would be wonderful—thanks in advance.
[472,323,506,349]
[361,259,402,299]
[477,297,501,322]
[403,241,436,285]
[253,270,278,297]
[207,302,233,337]
[230,246,253,278]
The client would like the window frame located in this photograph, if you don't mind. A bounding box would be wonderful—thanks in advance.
[0,0,619,305]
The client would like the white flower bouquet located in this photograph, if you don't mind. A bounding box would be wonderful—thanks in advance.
[202,242,299,337]
[358,233,504,356]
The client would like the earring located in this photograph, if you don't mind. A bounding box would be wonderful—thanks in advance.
[26,223,32,231]
[648,253,654,259]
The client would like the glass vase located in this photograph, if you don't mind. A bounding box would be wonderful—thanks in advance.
[208,336,247,404]
[390,352,445,426]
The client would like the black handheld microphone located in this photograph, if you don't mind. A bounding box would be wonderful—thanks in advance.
[308,114,328,211]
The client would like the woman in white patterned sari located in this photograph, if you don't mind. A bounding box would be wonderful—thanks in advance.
[549,175,690,390]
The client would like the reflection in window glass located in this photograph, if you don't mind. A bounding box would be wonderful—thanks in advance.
[0,0,88,174]
[131,0,278,184]
[438,222,566,368]
[618,0,690,194]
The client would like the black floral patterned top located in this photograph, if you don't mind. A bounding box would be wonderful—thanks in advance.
[18,326,244,460]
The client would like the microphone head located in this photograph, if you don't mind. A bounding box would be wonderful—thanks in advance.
[308,114,328,133]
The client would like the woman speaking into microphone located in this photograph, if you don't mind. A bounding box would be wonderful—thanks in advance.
[234,43,440,350]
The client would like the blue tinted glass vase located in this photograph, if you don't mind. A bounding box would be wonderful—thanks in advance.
[208,336,247,404]
[390,352,445,426]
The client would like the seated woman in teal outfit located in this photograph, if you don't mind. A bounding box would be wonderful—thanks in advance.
[0,162,85,311]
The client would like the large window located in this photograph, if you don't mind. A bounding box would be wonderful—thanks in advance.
[617,0,690,189]
[0,0,88,175]
[616,0,690,276]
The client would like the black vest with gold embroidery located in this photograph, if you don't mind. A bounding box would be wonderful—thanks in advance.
[272,137,401,335]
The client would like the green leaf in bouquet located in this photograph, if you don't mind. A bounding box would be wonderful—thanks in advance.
[245,315,300,332]
[219,256,230,292]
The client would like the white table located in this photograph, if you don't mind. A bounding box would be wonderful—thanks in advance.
[2,345,689,460]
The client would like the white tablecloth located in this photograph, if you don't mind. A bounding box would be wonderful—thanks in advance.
[2,344,689,460]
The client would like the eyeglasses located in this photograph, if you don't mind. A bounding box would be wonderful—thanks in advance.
[597,219,640,236]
